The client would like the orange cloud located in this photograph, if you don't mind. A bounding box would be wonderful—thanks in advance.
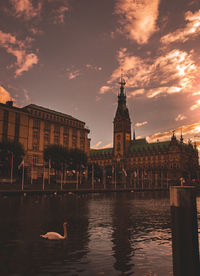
[175,114,187,121]
[161,9,200,44]
[104,47,199,99]
[0,86,13,103]
[0,30,38,77]
[68,70,80,80]
[99,86,111,94]
[115,0,160,44]
[190,99,200,110]
[53,5,69,24]
[135,121,148,127]
[148,122,200,142]
[11,0,42,19]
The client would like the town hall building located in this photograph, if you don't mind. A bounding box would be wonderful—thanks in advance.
[90,77,199,189]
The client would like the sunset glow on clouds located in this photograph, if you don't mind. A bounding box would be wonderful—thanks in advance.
[135,121,148,127]
[11,0,42,19]
[161,9,200,45]
[115,0,160,44]
[1,0,200,148]
[0,30,38,77]
[0,86,13,103]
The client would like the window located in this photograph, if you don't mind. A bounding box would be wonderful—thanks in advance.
[33,131,39,140]
[63,135,69,146]
[44,133,50,143]
[63,126,69,135]
[33,119,40,129]
[54,124,60,133]
[33,155,38,165]
[33,144,39,151]
[54,135,59,144]
[44,121,50,131]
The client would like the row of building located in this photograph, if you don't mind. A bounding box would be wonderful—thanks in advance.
[0,78,199,186]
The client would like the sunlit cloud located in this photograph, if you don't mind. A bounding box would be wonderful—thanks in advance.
[175,114,187,121]
[15,53,38,76]
[147,122,200,142]
[192,91,200,96]
[190,99,200,110]
[11,0,42,19]
[92,141,103,149]
[115,0,160,44]
[99,86,111,94]
[102,143,112,149]
[68,70,80,80]
[127,88,145,98]
[135,121,148,127]
[103,47,199,99]
[161,9,200,45]
[147,86,182,98]
[0,30,38,77]
[53,5,69,24]
[0,86,13,103]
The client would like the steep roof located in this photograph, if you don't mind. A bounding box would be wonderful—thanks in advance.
[129,139,171,153]
[90,147,113,158]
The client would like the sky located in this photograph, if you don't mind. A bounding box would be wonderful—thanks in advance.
[1,0,200,150]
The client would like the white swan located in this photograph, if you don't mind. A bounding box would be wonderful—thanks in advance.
[40,222,67,240]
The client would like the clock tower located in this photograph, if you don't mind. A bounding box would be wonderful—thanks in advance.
[113,76,131,158]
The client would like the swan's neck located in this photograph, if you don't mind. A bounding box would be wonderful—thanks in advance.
[63,224,67,239]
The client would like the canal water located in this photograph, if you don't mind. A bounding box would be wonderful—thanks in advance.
[0,192,199,276]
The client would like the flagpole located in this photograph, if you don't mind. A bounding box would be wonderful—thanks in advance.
[92,164,94,190]
[76,170,79,190]
[63,166,66,189]
[10,153,13,185]
[48,159,51,185]
[31,157,33,185]
[60,167,63,191]
[22,161,24,191]
[42,164,45,191]
[114,164,117,190]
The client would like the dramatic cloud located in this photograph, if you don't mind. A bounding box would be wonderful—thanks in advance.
[175,114,187,121]
[15,53,38,76]
[11,0,42,19]
[190,99,200,110]
[161,9,200,45]
[135,121,148,127]
[0,86,13,103]
[102,47,199,99]
[0,30,38,77]
[115,0,160,44]
[148,122,200,142]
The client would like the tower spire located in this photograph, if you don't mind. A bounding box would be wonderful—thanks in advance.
[119,69,126,95]
[180,128,183,143]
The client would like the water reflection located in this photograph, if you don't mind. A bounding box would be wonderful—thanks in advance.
[0,192,180,275]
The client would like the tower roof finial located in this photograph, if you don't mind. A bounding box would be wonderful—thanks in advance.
[119,68,126,87]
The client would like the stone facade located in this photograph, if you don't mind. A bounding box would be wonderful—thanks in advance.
[0,102,90,169]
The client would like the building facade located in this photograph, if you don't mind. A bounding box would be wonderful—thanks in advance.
[90,78,199,188]
[0,102,90,170]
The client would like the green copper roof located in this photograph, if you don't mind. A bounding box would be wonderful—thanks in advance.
[129,139,171,153]
[24,104,85,123]
[90,147,113,156]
